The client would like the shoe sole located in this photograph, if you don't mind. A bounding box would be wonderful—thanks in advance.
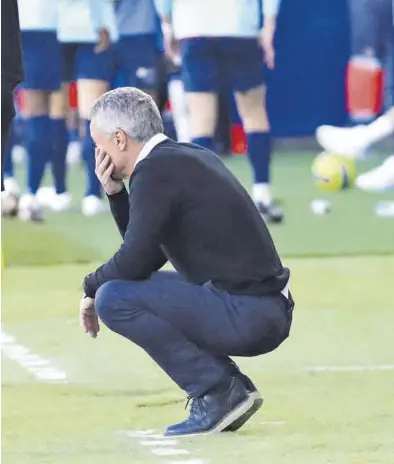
[223,391,264,432]
[164,394,255,438]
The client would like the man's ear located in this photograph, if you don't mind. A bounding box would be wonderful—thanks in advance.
[115,129,127,151]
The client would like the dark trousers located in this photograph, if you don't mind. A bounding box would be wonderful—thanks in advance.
[95,271,293,397]
[1,85,16,191]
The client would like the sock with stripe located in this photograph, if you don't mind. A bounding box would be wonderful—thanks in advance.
[247,131,272,206]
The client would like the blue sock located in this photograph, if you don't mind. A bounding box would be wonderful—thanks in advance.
[82,119,101,197]
[246,132,271,183]
[192,136,215,151]
[14,114,26,146]
[26,115,51,194]
[4,120,16,178]
[68,126,79,143]
[51,119,68,194]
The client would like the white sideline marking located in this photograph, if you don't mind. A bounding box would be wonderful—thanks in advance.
[119,430,155,438]
[151,448,189,456]
[166,461,208,464]
[140,440,178,446]
[1,328,67,382]
[309,365,394,372]
[121,430,206,462]
[260,421,286,425]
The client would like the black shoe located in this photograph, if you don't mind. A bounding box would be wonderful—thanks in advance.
[257,202,284,224]
[163,377,254,437]
[1,193,19,217]
[224,374,264,432]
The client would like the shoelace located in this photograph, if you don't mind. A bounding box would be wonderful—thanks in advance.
[185,396,203,414]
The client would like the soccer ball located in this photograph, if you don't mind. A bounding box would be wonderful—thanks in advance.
[312,152,356,192]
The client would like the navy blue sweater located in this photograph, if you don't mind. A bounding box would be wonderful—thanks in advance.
[83,140,289,297]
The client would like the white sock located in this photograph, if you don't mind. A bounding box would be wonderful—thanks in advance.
[365,114,394,145]
[168,78,190,143]
[252,183,272,206]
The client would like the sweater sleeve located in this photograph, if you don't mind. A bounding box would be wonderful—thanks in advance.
[83,161,173,297]
[107,185,130,239]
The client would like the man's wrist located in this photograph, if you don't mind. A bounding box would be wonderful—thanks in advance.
[262,16,277,30]
[106,184,125,197]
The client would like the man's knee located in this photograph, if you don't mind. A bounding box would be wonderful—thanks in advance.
[235,86,269,132]
[95,280,122,326]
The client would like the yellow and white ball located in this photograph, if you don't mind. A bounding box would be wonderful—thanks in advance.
[312,152,356,192]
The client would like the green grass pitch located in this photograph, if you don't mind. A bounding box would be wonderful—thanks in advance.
[2,152,394,464]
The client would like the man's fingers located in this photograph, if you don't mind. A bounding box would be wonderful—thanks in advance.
[101,163,115,184]
[95,150,109,172]
[87,315,100,338]
[94,43,106,54]
[79,313,86,331]
[264,47,275,70]
[95,148,105,164]
[82,313,99,336]
[95,155,112,178]
[268,53,275,69]
[92,317,100,335]
[80,313,91,332]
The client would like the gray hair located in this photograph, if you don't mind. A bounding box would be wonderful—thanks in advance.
[90,87,164,143]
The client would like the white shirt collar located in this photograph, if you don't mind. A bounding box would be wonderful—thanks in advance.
[135,133,168,167]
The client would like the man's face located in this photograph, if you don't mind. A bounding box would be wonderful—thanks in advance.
[90,121,128,180]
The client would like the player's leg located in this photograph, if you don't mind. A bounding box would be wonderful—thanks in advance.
[355,25,394,195]
[76,43,114,216]
[224,38,283,223]
[18,31,63,221]
[168,68,190,142]
[179,38,219,151]
[317,106,394,157]
[3,118,20,194]
[1,90,14,191]
[1,86,19,216]
[49,83,72,211]
[358,27,394,215]
[36,39,73,212]
[60,45,81,167]
[66,104,82,166]
[19,88,50,221]
[355,154,394,193]
[20,87,52,222]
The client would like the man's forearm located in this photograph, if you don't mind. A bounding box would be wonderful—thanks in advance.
[83,245,167,298]
[83,159,174,298]
[107,185,130,239]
